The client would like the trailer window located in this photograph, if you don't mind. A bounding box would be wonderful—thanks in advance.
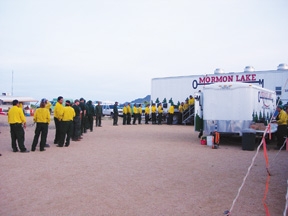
[275,86,281,96]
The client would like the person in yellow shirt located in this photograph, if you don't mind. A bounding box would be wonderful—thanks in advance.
[167,104,174,125]
[183,99,189,111]
[178,102,184,124]
[138,104,142,124]
[122,104,127,125]
[127,103,132,125]
[31,99,51,152]
[151,103,157,124]
[188,95,195,106]
[133,103,138,125]
[7,99,29,153]
[145,104,150,124]
[275,105,287,150]
[157,103,163,125]
[53,96,64,144]
[58,100,75,147]
[44,99,52,113]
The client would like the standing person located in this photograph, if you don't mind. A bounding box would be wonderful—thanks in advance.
[274,105,287,150]
[31,99,50,152]
[145,104,150,124]
[54,96,64,144]
[167,104,174,125]
[79,98,87,135]
[158,103,163,125]
[95,101,103,127]
[72,99,81,141]
[113,102,119,126]
[138,104,142,124]
[58,100,75,147]
[7,100,29,153]
[188,95,195,106]
[178,102,184,124]
[151,103,157,124]
[122,104,127,125]
[133,103,138,125]
[127,103,132,125]
[86,100,95,132]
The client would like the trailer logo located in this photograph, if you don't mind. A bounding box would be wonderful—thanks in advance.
[258,91,273,108]
[192,74,264,89]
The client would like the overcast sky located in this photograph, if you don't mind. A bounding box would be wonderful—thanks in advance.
[0,0,287,103]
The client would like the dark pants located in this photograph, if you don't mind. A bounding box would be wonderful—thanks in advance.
[152,113,156,124]
[127,114,131,125]
[113,114,118,125]
[133,114,137,124]
[123,114,127,125]
[145,114,149,124]
[59,121,73,147]
[87,115,94,131]
[178,112,183,124]
[138,113,142,124]
[72,116,81,140]
[167,113,173,125]
[277,125,287,148]
[54,117,61,144]
[81,114,87,134]
[10,123,26,152]
[158,113,162,125]
[32,123,48,151]
[96,115,102,126]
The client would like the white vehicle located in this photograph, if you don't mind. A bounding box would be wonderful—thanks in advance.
[99,101,123,117]
[151,63,288,108]
[194,82,277,136]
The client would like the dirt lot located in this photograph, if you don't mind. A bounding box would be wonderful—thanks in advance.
[0,115,287,216]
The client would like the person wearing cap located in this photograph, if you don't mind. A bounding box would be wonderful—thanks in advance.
[31,99,50,152]
[79,98,87,135]
[275,105,287,150]
[58,100,75,147]
[126,103,132,125]
[86,100,95,132]
[95,101,103,127]
[138,104,142,124]
[151,103,156,124]
[133,103,138,125]
[144,104,150,124]
[113,102,119,126]
[167,104,174,125]
[7,99,29,153]
[157,103,163,125]
[122,104,127,125]
[53,96,64,144]
[72,99,81,141]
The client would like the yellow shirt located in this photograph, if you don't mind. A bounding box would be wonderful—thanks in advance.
[277,109,287,125]
[61,106,75,121]
[45,101,52,110]
[188,98,195,105]
[8,106,26,124]
[178,105,184,113]
[54,102,64,120]
[133,106,138,114]
[34,108,50,124]
[183,103,189,110]
[158,106,163,114]
[168,106,174,114]
[151,106,156,113]
[127,106,131,114]
[138,107,142,115]
[123,106,127,115]
[145,107,150,115]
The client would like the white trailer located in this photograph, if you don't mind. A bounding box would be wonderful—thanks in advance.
[151,64,288,106]
[194,82,276,136]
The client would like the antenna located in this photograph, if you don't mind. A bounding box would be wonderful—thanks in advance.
[12,70,14,96]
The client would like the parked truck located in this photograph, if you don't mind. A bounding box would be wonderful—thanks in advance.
[194,82,277,136]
